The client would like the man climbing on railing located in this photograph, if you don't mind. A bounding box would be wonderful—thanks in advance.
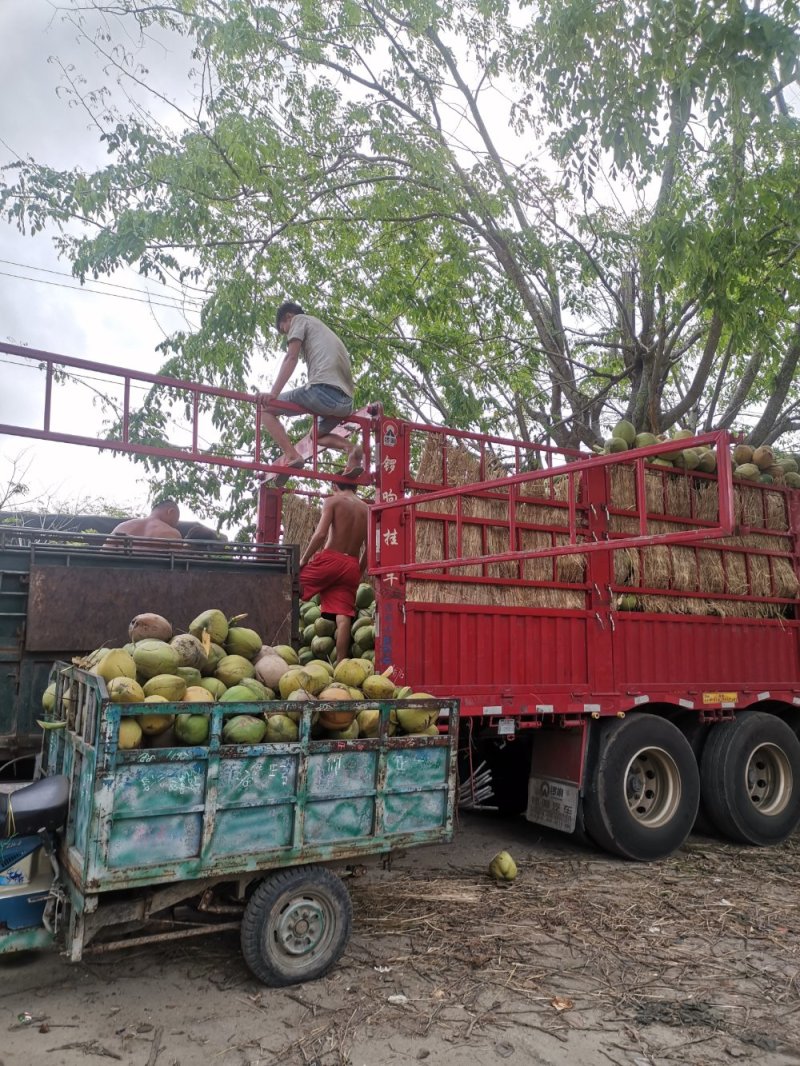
[257,302,364,478]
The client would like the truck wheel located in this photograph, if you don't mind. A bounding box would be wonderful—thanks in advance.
[583,715,699,861]
[700,712,800,846]
[671,712,714,835]
[240,865,352,986]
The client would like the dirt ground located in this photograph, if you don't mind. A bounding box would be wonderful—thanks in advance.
[3,812,800,1066]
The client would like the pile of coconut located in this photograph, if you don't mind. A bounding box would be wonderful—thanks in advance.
[41,608,437,750]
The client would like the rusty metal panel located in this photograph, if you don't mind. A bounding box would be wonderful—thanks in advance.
[25,565,294,651]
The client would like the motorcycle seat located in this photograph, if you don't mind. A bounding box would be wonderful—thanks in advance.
[0,775,70,838]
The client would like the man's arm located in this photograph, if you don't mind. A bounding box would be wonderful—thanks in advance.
[261,341,301,402]
[299,497,335,567]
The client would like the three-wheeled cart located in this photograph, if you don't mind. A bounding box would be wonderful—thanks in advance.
[0,668,458,985]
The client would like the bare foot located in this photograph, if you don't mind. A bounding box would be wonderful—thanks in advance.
[279,454,305,469]
[343,445,364,478]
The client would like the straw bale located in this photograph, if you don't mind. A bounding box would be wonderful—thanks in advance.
[609,466,636,510]
[696,550,726,594]
[774,558,800,599]
[724,553,749,596]
[766,491,789,531]
[405,579,585,610]
[637,594,712,615]
[664,474,692,518]
[669,546,699,590]
[737,485,764,526]
[281,493,321,557]
[749,555,773,599]
[641,546,672,589]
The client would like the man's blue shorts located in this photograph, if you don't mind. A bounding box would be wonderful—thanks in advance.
[279,383,354,435]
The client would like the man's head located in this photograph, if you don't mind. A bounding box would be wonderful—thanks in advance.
[332,478,357,493]
[275,301,305,334]
[151,498,180,527]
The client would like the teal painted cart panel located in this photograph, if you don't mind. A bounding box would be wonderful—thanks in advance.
[41,668,459,894]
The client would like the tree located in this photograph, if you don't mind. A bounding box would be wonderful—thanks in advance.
[3,0,800,524]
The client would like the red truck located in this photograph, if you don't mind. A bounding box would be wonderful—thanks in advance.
[4,344,800,861]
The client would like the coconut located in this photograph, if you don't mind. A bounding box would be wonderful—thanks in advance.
[176,667,203,687]
[200,643,227,676]
[143,674,187,701]
[264,714,299,742]
[355,583,375,610]
[356,708,380,738]
[633,432,658,449]
[170,633,208,670]
[42,682,57,714]
[76,646,110,669]
[279,669,309,699]
[617,594,639,611]
[225,626,263,660]
[778,457,799,474]
[732,443,754,465]
[133,639,180,680]
[307,659,334,677]
[119,718,143,749]
[313,616,336,638]
[355,625,375,650]
[174,713,210,744]
[333,658,371,689]
[674,448,700,470]
[671,428,694,441]
[361,674,395,700]
[189,608,229,645]
[298,648,314,665]
[140,712,175,736]
[396,706,437,733]
[489,850,518,881]
[143,694,168,703]
[752,446,774,471]
[128,613,173,643]
[272,645,299,666]
[287,688,316,702]
[255,650,292,690]
[94,649,137,684]
[303,624,316,645]
[324,720,359,740]
[310,635,335,657]
[197,677,227,699]
[394,685,413,699]
[318,687,357,730]
[612,419,636,445]
[183,686,215,703]
[605,436,628,453]
[238,678,273,700]
[303,604,322,624]
[222,715,267,744]
[785,472,800,488]
[215,654,255,687]
[734,463,760,481]
[107,677,146,704]
[219,685,259,703]
[696,450,717,473]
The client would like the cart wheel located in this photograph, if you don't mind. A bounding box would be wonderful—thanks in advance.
[700,712,800,846]
[583,714,699,861]
[240,865,352,986]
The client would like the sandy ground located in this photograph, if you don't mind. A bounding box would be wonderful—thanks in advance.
[3,812,800,1066]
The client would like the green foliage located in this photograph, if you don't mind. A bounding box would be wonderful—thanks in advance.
[2,0,800,528]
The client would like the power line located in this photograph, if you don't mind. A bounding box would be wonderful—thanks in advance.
[0,269,203,313]
[0,257,210,304]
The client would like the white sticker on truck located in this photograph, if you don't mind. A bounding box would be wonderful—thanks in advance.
[526,777,579,834]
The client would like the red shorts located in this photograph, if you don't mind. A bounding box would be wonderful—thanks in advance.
[300,550,361,617]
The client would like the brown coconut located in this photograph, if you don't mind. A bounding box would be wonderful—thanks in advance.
[129,613,173,643]
[752,446,774,471]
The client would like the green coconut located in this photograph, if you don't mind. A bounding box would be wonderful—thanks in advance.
[314,616,336,638]
[732,443,754,466]
[304,605,321,624]
[189,608,229,645]
[239,678,273,700]
[107,677,146,704]
[361,673,396,699]
[299,663,332,696]
[200,643,227,676]
[143,674,187,701]
[170,633,208,670]
[605,436,628,453]
[264,714,299,742]
[225,626,263,660]
[734,463,760,481]
[222,714,267,744]
[307,659,334,677]
[42,682,57,714]
[133,639,180,680]
[197,676,228,699]
[784,472,800,488]
[215,654,255,687]
[272,645,300,666]
[355,583,375,610]
[176,667,203,687]
[219,684,259,703]
[310,634,335,658]
[671,428,694,441]
[174,713,210,745]
[279,668,310,699]
[94,649,137,685]
[778,457,798,474]
[489,850,518,881]
[696,450,717,473]
[356,708,380,738]
[119,718,143,749]
[633,432,659,449]
[333,658,371,689]
[612,419,636,445]
[139,712,175,736]
[183,686,215,703]
[674,448,700,470]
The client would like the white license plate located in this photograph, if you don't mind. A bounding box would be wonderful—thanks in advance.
[526,776,579,833]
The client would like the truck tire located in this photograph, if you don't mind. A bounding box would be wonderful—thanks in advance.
[583,714,699,861]
[240,865,352,986]
[671,712,714,835]
[700,712,800,846]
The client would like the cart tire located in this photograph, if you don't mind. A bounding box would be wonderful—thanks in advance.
[583,714,699,861]
[240,865,352,986]
[700,712,800,846]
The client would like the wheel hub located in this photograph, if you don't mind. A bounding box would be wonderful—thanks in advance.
[745,743,792,816]
[624,746,681,828]
[276,900,326,956]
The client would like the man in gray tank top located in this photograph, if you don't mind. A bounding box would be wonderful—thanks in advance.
[257,302,364,477]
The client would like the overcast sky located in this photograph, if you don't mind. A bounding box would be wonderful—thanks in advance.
[0,0,248,523]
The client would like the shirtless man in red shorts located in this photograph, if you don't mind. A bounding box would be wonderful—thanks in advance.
[299,481,369,662]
